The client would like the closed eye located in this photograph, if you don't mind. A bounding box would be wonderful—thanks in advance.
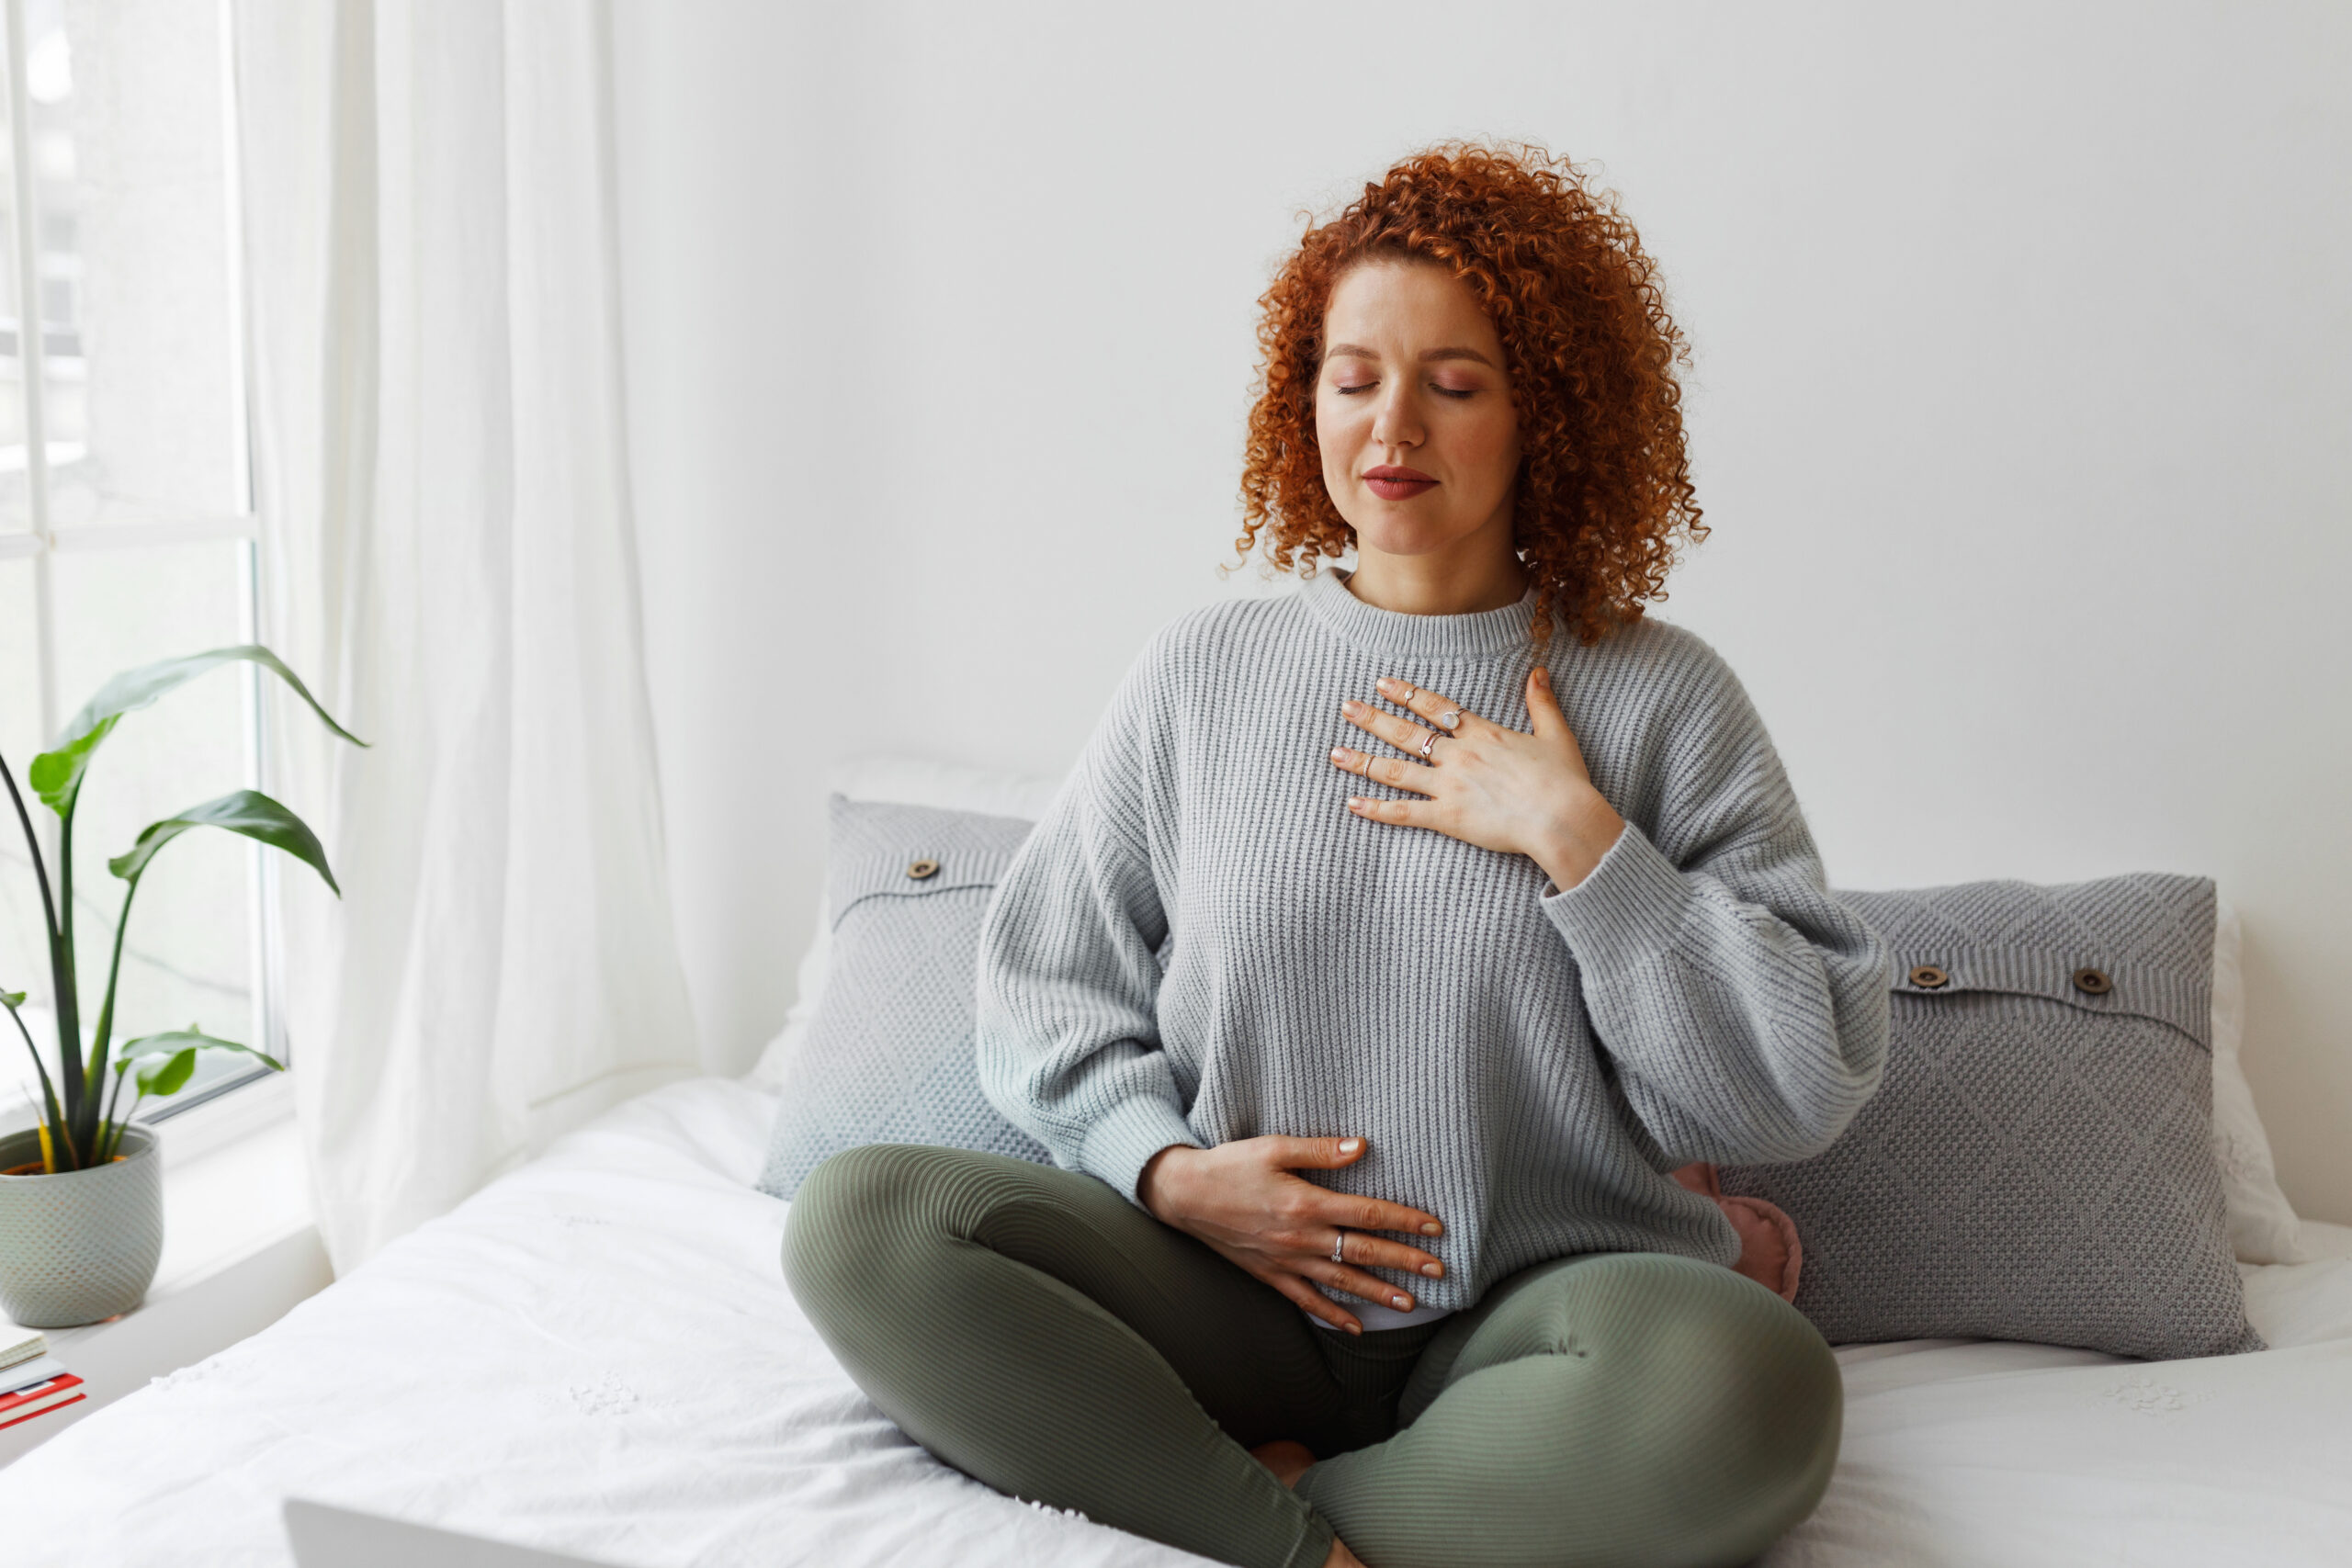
[1335,382,1377,395]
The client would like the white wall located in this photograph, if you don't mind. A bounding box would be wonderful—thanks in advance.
[610,1,2352,1223]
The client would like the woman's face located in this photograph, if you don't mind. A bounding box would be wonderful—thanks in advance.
[1315,257,1521,561]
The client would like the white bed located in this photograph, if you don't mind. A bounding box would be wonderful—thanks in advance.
[6,1075,2348,1567]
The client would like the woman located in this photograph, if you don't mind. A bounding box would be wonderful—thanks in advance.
[785,143,1891,1568]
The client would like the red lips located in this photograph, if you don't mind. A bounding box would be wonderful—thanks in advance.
[1363,464,1437,501]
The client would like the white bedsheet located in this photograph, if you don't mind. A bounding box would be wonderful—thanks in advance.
[5,1077,2347,1567]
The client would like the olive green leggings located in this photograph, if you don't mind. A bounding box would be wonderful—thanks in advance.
[782,1144,1841,1568]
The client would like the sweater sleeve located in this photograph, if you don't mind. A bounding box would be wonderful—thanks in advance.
[1537,646,1892,1166]
[974,647,1197,1206]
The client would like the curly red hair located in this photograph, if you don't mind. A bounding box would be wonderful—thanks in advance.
[1235,142,1704,648]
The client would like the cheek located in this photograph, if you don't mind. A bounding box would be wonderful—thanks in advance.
[1314,395,1367,479]
[1314,391,1361,450]
[1446,405,1521,486]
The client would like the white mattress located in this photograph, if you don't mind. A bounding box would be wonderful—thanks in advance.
[6,1077,2348,1567]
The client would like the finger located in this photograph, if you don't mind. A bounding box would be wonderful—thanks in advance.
[1298,1185,1446,1240]
[1329,1228,1445,1280]
[1339,697,1442,760]
[1524,664,1566,740]
[1375,675,1477,735]
[1265,1269,1363,1335]
[1304,1259,1419,1313]
[1344,793,1439,827]
[1266,1134,1370,1170]
[1328,745,1439,795]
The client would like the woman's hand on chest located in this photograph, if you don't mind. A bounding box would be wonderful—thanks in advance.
[1329,664,1626,893]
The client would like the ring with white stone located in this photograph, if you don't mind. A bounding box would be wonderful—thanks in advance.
[1400,683,1419,703]
[1438,708,1462,730]
[1331,1229,1347,1265]
[1418,730,1442,761]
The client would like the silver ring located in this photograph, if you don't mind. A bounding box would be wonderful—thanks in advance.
[1438,709,1462,730]
[1418,729,1441,761]
[1399,683,1419,703]
[1357,751,1374,778]
[1331,1229,1347,1265]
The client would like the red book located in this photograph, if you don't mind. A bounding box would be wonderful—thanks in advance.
[0,1372,84,1420]
[0,1389,85,1429]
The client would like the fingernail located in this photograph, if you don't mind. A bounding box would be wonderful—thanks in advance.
[1420,1263,1442,1278]
[1391,1295,1411,1310]
[1376,676,1397,692]
[1340,699,1361,716]
[1420,1222,1443,1236]
[1534,668,1550,688]
[1346,1323,1362,1336]
[1338,1138,1362,1154]
[1329,747,1350,762]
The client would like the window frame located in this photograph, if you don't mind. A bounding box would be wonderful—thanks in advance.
[0,0,285,1125]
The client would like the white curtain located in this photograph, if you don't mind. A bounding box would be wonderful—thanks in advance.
[232,0,701,1272]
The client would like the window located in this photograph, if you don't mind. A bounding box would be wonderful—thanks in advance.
[0,0,278,1123]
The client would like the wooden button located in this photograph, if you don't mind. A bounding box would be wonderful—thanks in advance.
[906,858,940,881]
[1908,964,1950,989]
[2072,967,2112,996]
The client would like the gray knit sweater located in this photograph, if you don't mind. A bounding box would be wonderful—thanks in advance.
[975,567,1891,1319]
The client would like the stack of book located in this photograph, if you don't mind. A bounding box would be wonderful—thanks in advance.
[1,1326,84,1430]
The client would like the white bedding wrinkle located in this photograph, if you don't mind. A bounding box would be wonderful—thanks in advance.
[0,1081,1193,1568]
[2,1079,2346,1568]
[2241,1223,2352,1349]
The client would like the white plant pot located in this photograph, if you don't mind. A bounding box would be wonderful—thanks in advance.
[0,1126,164,1327]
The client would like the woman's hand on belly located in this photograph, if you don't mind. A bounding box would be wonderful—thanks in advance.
[1135,1136,1446,1335]
[1329,666,1625,893]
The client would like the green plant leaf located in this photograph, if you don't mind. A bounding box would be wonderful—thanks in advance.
[116,1026,285,1079]
[27,715,119,814]
[128,1047,198,1098]
[28,645,365,818]
[107,790,341,896]
[1,990,22,1008]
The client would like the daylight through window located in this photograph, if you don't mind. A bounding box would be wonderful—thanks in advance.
[0,0,274,1123]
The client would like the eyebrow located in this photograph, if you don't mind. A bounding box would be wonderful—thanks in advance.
[1324,343,1498,368]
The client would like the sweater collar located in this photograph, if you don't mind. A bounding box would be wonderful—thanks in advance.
[1298,566,1543,661]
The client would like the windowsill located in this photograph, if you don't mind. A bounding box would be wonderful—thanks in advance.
[1,1077,331,1465]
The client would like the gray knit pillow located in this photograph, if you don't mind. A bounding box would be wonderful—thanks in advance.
[755,795,1050,1199]
[1719,873,2261,1360]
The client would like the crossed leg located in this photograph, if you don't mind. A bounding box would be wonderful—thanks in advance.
[1297,1252,1842,1568]
[785,1143,1355,1568]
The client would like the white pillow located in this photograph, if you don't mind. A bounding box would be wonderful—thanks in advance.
[2211,897,2307,1264]
[745,775,2310,1267]
[741,756,1068,1092]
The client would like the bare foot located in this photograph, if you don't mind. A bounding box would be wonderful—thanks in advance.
[1249,1438,1317,1489]
[1248,1442,1368,1568]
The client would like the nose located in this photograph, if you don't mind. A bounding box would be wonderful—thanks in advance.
[1370,380,1424,453]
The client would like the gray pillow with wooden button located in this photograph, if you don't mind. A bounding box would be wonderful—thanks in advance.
[754,794,1050,1199]
[1718,872,2262,1360]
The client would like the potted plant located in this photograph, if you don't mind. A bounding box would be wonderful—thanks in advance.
[0,647,361,1327]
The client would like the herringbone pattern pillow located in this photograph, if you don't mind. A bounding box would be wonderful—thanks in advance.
[1720,873,2260,1359]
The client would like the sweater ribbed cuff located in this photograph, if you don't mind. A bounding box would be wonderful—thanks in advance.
[1078,1094,1202,1207]
[1538,820,1693,979]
